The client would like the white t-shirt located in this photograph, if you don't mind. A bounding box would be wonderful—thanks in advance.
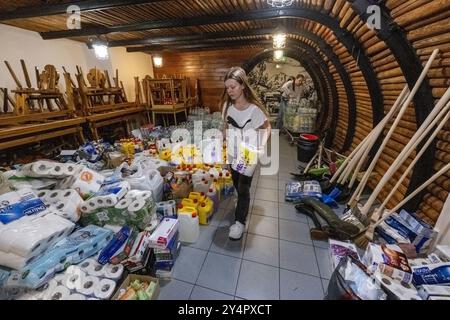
[223,103,268,160]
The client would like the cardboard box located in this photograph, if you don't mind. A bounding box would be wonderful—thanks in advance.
[148,218,178,249]
[112,274,160,300]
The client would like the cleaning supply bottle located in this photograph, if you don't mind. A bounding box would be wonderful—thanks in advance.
[197,200,213,225]
[206,186,219,214]
[222,171,234,197]
[177,206,199,243]
[193,179,210,194]
[181,198,198,209]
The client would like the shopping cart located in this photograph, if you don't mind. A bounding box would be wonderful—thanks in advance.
[282,99,318,144]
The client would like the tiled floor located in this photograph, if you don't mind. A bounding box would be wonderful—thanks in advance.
[158,135,330,300]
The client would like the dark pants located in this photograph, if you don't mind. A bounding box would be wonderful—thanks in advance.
[230,167,254,225]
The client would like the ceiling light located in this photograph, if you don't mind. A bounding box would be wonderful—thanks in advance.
[274,50,284,61]
[153,55,163,68]
[267,0,294,8]
[273,33,286,49]
[89,37,109,60]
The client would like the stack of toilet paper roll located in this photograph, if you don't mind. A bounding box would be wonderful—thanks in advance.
[21,161,82,178]
[36,189,83,223]
[0,212,75,270]
[80,181,130,214]
[12,225,113,289]
[33,261,122,300]
[114,190,156,229]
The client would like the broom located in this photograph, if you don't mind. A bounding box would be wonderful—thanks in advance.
[360,101,450,245]
[354,160,450,249]
[346,49,441,220]
[327,85,409,201]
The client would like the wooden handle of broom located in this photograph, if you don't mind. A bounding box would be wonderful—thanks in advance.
[331,87,407,186]
[373,161,450,230]
[362,85,450,217]
[350,85,410,197]
[377,102,450,214]
[360,49,441,216]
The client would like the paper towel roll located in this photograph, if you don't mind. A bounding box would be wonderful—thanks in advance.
[67,293,86,300]
[94,278,116,300]
[77,276,99,296]
[104,264,124,280]
[46,285,71,300]
[115,198,133,210]
[128,199,148,213]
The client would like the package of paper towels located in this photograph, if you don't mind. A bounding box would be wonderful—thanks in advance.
[8,225,113,288]
[0,188,47,225]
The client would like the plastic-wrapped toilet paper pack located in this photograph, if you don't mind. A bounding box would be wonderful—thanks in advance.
[70,168,105,199]
[12,225,113,288]
[77,258,124,281]
[80,181,131,213]
[94,278,116,299]
[0,212,75,267]
[21,161,82,179]
[124,167,163,202]
[0,188,47,225]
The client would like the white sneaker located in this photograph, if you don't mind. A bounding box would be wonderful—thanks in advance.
[229,221,245,240]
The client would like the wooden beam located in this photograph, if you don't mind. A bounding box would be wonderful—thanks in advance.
[126,39,273,52]
[108,28,276,47]
[0,0,165,21]
[41,8,293,39]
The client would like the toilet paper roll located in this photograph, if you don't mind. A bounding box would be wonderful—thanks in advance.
[67,293,86,300]
[77,276,99,297]
[94,194,119,208]
[137,191,153,201]
[49,164,64,176]
[45,190,61,203]
[128,199,148,214]
[45,285,71,300]
[78,258,96,273]
[87,297,99,300]
[94,278,116,300]
[86,263,105,278]
[104,263,124,280]
[53,200,80,223]
[115,198,133,210]
[64,268,86,291]
[124,190,142,199]
[64,164,78,176]
[36,189,51,199]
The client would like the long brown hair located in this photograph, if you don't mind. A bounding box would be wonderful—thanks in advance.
[219,66,269,120]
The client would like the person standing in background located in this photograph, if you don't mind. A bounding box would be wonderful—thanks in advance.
[275,74,306,129]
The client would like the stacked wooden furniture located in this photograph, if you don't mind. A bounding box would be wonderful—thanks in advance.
[0,60,85,151]
[145,76,189,126]
[66,67,145,139]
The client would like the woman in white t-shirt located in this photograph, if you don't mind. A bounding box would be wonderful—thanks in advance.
[220,66,271,240]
